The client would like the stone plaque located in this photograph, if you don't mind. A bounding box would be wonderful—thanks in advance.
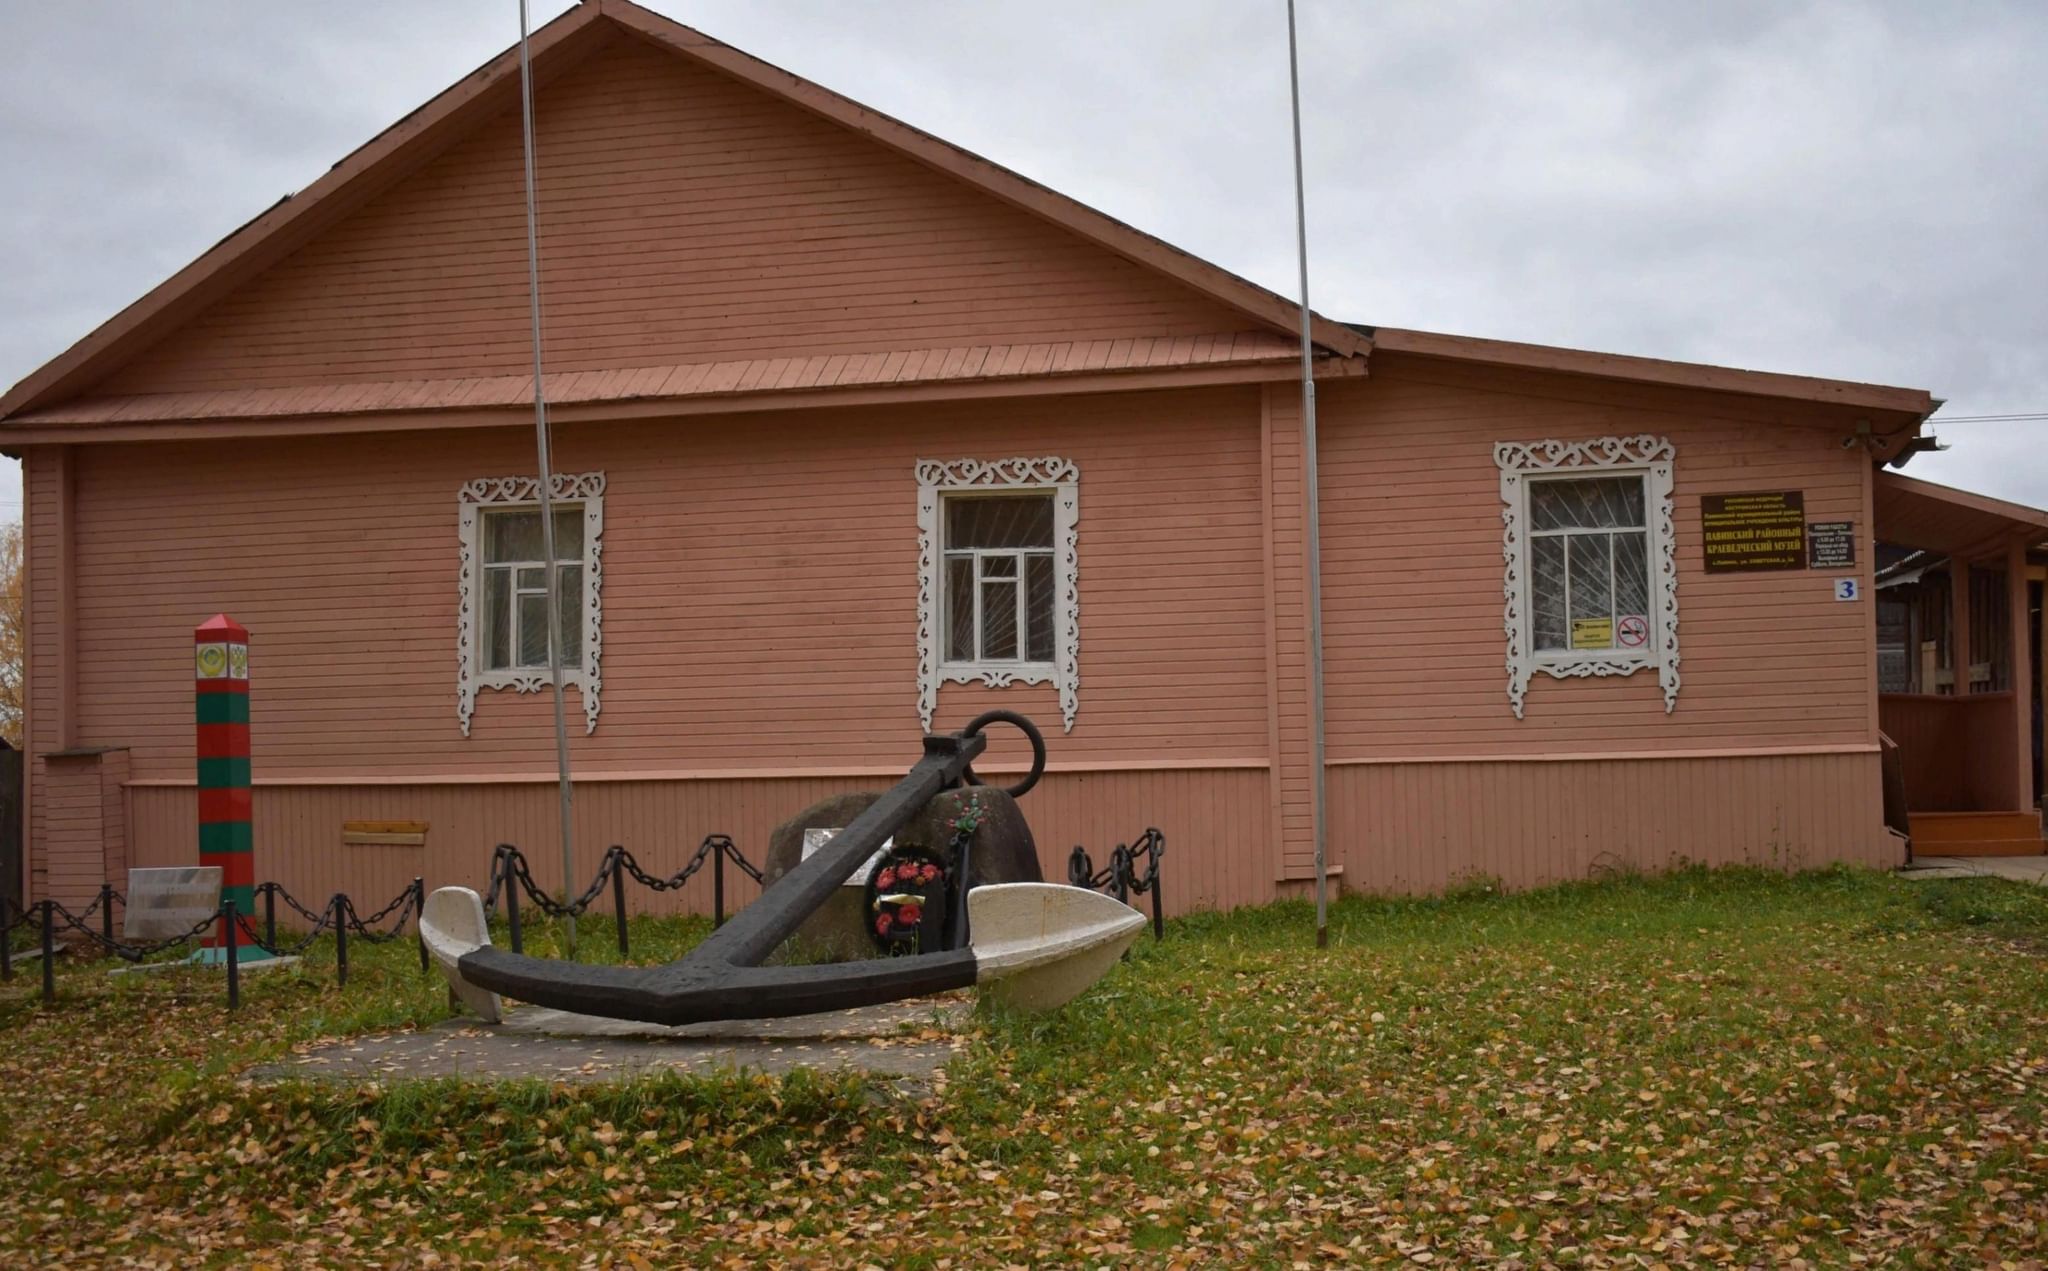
[123,867,222,941]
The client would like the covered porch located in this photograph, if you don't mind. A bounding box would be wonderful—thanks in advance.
[1874,472,2048,856]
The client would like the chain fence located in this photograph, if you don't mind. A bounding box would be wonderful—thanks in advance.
[5,824,1165,1014]
[1068,827,1167,941]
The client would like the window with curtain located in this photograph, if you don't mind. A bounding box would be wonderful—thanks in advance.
[456,471,606,737]
[942,492,1057,665]
[1527,476,1651,654]
[479,505,584,672]
[1493,435,1678,719]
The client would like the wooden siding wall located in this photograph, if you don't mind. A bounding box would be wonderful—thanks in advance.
[40,750,127,909]
[24,359,1911,909]
[61,387,1269,779]
[1261,386,1318,879]
[126,766,1272,921]
[23,448,71,902]
[1328,751,1891,893]
[1315,357,1881,757]
[101,34,1248,397]
[1878,692,2020,812]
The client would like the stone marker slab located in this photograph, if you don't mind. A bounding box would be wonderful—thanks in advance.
[123,867,222,941]
[802,826,895,888]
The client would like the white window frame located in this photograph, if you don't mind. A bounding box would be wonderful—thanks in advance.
[1496,436,1678,719]
[916,457,1079,732]
[457,472,606,736]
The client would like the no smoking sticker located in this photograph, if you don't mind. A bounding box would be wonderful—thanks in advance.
[1616,615,1649,648]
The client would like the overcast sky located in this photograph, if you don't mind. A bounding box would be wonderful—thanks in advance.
[3,0,2044,518]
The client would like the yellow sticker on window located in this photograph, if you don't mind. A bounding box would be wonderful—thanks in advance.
[1570,618,1614,649]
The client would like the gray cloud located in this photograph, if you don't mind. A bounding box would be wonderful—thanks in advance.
[2,0,2043,508]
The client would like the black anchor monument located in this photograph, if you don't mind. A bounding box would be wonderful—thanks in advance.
[429,711,1146,1025]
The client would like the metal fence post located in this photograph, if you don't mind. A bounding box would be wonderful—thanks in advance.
[505,872,523,954]
[224,899,241,1011]
[263,883,277,951]
[100,883,115,946]
[41,901,56,1004]
[713,840,726,929]
[414,878,428,973]
[611,848,629,956]
[332,894,349,988]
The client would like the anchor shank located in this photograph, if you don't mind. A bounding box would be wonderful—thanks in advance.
[683,730,986,968]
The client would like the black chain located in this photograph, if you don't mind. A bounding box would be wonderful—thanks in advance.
[44,900,223,963]
[484,836,759,917]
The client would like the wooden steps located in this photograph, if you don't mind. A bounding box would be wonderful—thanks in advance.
[1909,810,2047,857]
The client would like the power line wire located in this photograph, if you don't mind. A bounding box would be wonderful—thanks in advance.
[1927,412,2048,424]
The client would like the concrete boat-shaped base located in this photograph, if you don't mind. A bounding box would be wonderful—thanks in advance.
[423,881,1141,1025]
[419,886,503,1023]
[966,883,1146,1011]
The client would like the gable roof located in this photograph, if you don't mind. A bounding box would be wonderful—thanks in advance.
[1874,470,2048,560]
[1366,326,1935,422]
[0,0,1367,424]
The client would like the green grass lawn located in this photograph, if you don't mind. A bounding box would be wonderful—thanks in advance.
[3,867,2047,1267]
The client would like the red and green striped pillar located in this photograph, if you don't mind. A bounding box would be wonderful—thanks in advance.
[195,614,252,947]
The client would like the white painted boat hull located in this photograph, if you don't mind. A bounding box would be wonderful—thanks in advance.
[969,883,1147,1011]
[421,886,503,1023]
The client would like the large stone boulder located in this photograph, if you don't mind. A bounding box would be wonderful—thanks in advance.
[893,787,1042,887]
[761,791,883,963]
[759,786,1042,962]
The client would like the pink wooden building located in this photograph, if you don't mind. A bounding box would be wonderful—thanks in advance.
[5,0,2043,917]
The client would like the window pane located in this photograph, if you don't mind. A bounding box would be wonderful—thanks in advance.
[1568,534,1614,651]
[517,593,551,667]
[947,494,1054,550]
[1530,477,1644,531]
[1026,554,1055,662]
[945,558,974,661]
[516,566,545,591]
[980,579,1019,659]
[981,553,1017,579]
[484,568,511,670]
[1614,531,1650,621]
[1532,536,1567,651]
[556,564,583,664]
[486,510,543,562]
[484,506,581,562]
[550,507,583,560]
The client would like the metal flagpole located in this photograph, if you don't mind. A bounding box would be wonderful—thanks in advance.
[1286,0,1331,949]
[518,0,580,955]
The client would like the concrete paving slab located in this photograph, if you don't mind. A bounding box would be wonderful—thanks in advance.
[255,996,972,1086]
[1899,856,2048,885]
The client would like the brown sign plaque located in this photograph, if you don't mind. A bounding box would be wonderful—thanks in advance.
[1701,491,1806,572]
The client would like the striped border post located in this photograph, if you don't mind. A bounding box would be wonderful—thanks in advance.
[195,614,252,947]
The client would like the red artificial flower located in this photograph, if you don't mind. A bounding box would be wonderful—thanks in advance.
[876,867,897,888]
[875,914,891,936]
[898,904,923,926]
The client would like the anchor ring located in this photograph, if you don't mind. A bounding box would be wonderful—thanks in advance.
[959,710,1046,799]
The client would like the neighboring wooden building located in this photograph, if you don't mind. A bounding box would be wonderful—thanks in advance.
[3,1,2040,915]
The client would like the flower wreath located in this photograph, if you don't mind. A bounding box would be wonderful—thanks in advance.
[864,848,948,953]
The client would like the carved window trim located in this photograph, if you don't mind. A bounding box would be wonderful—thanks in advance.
[457,472,606,736]
[916,457,1079,732]
[1496,436,1679,719]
